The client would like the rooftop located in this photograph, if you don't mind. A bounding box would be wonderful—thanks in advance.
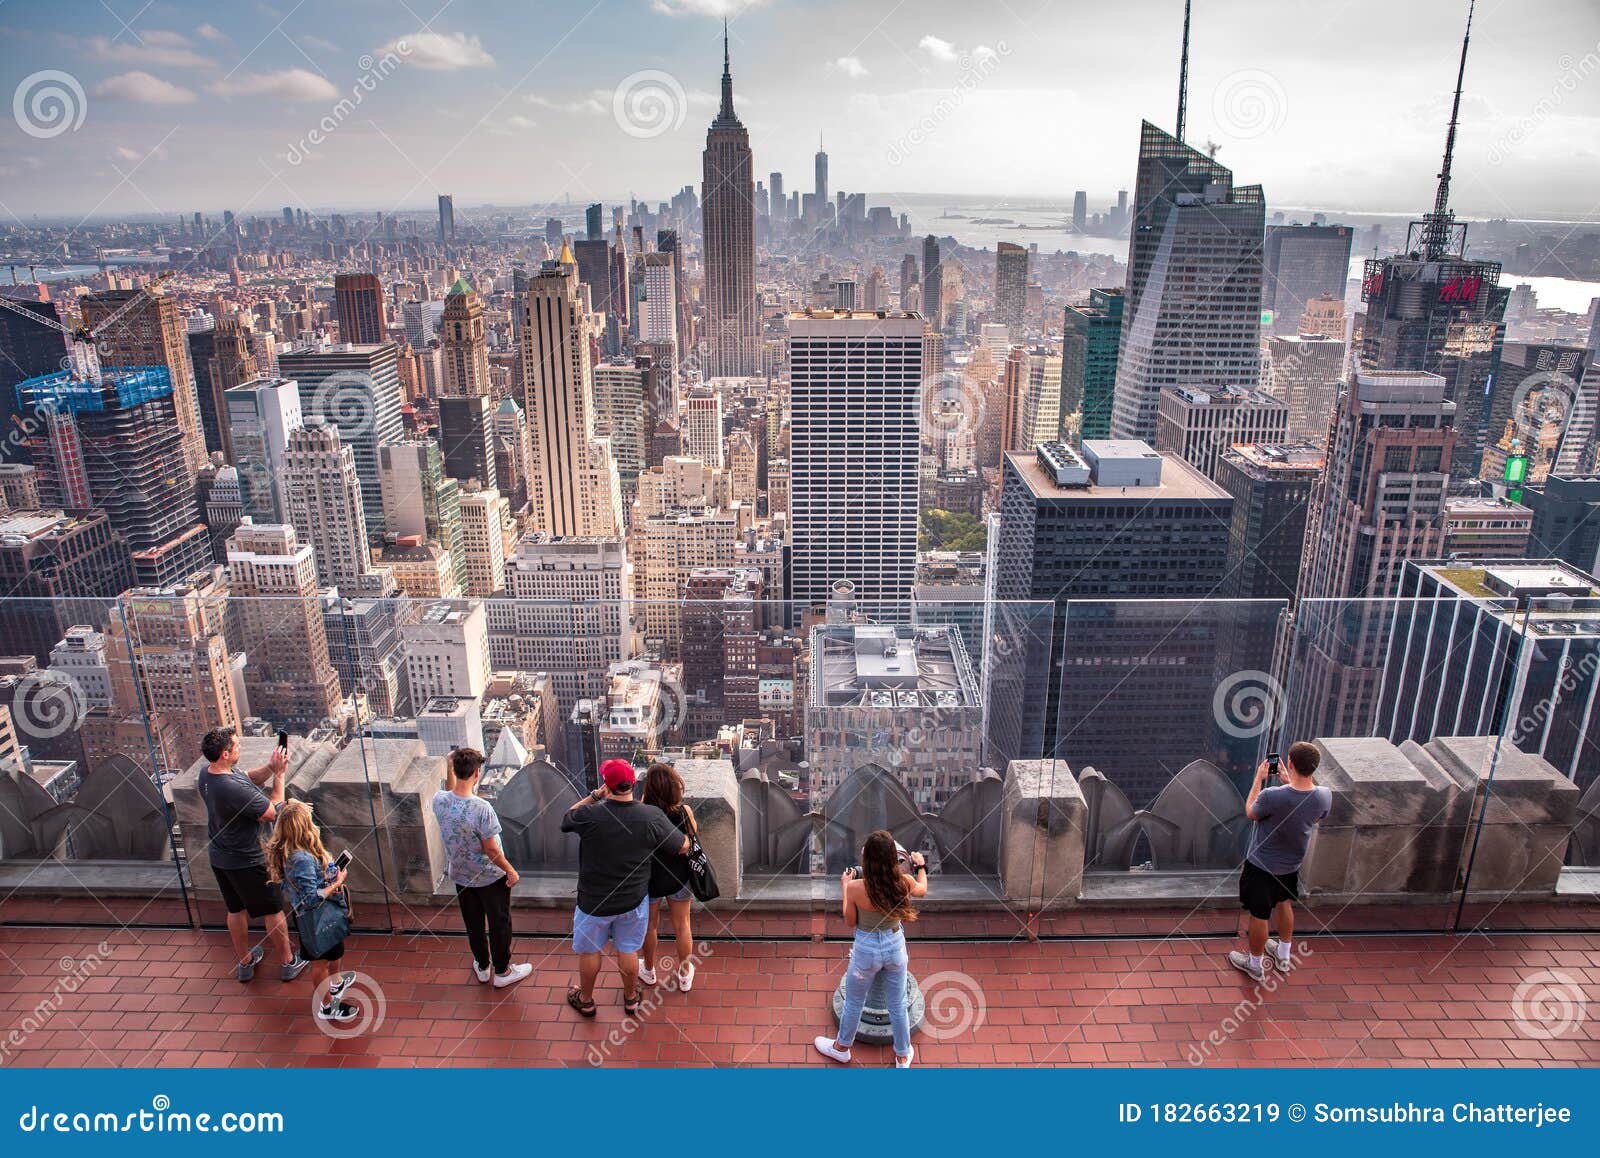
[1007,448,1226,502]
[0,922,1592,1067]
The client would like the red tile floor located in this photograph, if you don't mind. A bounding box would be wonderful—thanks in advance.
[1,923,1597,1067]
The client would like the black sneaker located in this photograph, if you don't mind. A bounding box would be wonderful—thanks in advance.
[317,1001,360,1023]
[327,971,357,999]
[280,955,310,982]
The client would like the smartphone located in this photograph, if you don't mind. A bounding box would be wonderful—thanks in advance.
[1265,751,1280,785]
[276,730,289,750]
[333,850,353,872]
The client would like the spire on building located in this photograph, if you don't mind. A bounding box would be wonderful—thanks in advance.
[1175,0,1191,143]
[1418,0,1476,259]
[716,17,738,125]
[558,237,574,265]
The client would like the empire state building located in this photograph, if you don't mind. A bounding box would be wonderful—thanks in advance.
[700,25,761,379]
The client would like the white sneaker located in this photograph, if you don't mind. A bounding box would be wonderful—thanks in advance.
[492,962,532,988]
[638,963,657,985]
[1265,938,1293,972]
[1227,950,1266,982]
[472,962,491,984]
[678,961,695,991]
[895,1046,915,1069]
[813,1036,852,1064]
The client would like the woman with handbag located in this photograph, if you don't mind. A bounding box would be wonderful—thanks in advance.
[266,800,358,1023]
[814,830,928,1068]
[639,762,703,992]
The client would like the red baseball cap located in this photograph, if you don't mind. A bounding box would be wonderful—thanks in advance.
[599,759,636,792]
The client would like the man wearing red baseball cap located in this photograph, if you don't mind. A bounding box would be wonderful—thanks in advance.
[560,759,689,1018]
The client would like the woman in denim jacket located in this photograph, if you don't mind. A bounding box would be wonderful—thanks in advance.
[266,800,357,1023]
[814,830,929,1068]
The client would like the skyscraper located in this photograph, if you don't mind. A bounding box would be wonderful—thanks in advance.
[1293,370,1456,739]
[993,441,1234,801]
[1263,333,1346,445]
[193,317,259,461]
[1062,288,1124,441]
[282,419,382,593]
[814,142,828,209]
[1356,4,1506,480]
[18,368,210,588]
[700,28,761,379]
[439,277,490,397]
[458,485,509,597]
[788,311,925,611]
[437,193,455,242]
[438,395,497,491]
[226,521,342,731]
[0,508,133,665]
[1261,224,1353,336]
[517,260,622,537]
[922,235,943,331]
[769,171,785,223]
[334,273,386,345]
[1110,123,1265,442]
[994,242,1029,335]
[1072,191,1088,231]
[81,288,208,476]
[278,342,404,540]
[0,295,65,463]
[1154,383,1290,481]
[224,376,302,523]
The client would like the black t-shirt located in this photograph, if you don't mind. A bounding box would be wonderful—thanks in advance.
[198,768,271,870]
[560,799,682,916]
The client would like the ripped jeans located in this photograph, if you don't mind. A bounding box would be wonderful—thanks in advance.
[834,925,910,1057]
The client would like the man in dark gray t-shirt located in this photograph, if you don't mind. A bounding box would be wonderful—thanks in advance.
[1229,741,1331,983]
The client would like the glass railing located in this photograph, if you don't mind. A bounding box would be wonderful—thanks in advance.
[0,591,1594,935]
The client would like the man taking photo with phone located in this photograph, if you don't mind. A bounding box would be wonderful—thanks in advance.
[1229,741,1332,983]
[197,727,308,983]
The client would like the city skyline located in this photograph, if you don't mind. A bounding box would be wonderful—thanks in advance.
[0,0,1596,221]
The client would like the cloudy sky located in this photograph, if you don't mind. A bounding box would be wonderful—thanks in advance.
[2,0,1598,222]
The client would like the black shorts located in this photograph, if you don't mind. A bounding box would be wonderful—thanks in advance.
[214,863,281,918]
[1238,859,1299,921]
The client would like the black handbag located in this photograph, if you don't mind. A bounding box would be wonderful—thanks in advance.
[683,813,720,903]
[289,871,349,958]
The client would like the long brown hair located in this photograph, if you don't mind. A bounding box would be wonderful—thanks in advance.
[859,830,916,923]
[265,799,329,885]
[642,762,683,813]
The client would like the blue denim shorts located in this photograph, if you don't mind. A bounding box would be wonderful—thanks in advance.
[572,898,650,954]
[651,883,692,903]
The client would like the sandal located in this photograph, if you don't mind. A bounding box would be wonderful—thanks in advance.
[622,989,642,1016]
[566,987,597,1018]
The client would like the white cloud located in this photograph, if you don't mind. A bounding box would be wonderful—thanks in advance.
[381,31,494,70]
[94,71,198,104]
[833,56,868,79]
[506,114,537,129]
[525,93,606,115]
[918,35,958,63]
[208,68,339,101]
[650,0,760,15]
[112,143,170,162]
[196,23,227,42]
[87,34,215,70]
[301,34,339,53]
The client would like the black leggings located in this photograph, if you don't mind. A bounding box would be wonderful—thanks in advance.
[455,878,513,974]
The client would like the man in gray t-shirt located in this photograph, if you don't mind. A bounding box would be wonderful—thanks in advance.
[1229,741,1332,983]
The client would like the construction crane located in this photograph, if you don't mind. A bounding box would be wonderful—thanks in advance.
[0,270,174,384]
